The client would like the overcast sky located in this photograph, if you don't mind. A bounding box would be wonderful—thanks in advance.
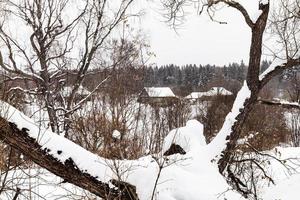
[135,1,267,66]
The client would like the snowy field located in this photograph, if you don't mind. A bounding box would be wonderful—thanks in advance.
[1,97,300,199]
[1,130,300,199]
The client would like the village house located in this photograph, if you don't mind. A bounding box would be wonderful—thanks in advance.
[137,87,179,107]
[185,87,233,101]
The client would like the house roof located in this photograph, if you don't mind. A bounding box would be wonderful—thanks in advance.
[185,87,232,99]
[143,87,176,98]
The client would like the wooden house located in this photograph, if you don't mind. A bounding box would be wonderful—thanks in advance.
[138,87,179,107]
[185,87,233,101]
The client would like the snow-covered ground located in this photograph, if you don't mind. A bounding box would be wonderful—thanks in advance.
[1,100,300,199]
[2,149,300,199]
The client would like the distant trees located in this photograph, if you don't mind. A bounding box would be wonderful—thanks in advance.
[143,61,247,89]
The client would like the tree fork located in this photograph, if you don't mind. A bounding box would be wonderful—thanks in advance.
[218,2,270,175]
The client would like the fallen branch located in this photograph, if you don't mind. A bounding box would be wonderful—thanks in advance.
[0,117,138,200]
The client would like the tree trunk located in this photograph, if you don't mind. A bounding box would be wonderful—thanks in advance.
[0,117,138,200]
[218,3,270,174]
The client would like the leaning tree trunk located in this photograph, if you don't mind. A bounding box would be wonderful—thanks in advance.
[218,3,270,175]
[0,117,138,200]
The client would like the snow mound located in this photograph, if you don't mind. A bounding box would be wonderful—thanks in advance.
[162,120,206,153]
[112,129,121,140]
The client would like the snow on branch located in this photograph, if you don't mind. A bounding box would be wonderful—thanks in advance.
[258,98,300,110]
[0,101,138,199]
[208,81,251,158]
[8,87,40,95]
[259,57,300,89]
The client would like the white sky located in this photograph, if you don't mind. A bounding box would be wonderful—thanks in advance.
[134,1,265,66]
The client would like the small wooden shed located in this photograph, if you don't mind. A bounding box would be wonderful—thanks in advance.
[138,87,179,107]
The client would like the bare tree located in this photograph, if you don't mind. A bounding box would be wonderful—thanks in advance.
[0,0,138,137]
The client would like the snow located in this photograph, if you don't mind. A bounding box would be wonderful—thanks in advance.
[0,100,114,182]
[0,100,246,199]
[144,87,176,97]
[260,0,269,5]
[2,98,300,199]
[208,81,251,158]
[237,132,259,145]
[278,99,300,107]
[185,87,232,99]
[126,120,245,200]
[259,146,300,199]
[162,120,206,153]
[259,58,286,81]
[2,148,300,200]
[263,173,300,199]
[112,130,121,140]
[0,168,90,200]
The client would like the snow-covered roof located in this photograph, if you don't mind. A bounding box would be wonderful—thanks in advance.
[144,87,176,98]
[61,85,90,97]
[185,87,232,99]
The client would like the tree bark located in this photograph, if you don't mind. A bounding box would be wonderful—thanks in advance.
[0,117,138,200]
[218,3,270,175]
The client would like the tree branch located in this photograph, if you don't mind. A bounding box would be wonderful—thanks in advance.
[0,117,138,200]
[259,57,300,89]
[208,0,255,28]
[257,98,300,110]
